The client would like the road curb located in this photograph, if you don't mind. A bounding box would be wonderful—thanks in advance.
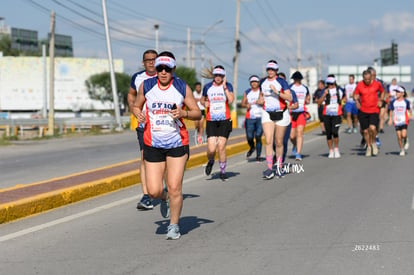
[0,121,319,223]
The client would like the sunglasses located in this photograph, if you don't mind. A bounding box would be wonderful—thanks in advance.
[156,66,173,73]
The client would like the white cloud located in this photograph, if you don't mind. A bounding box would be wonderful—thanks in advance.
[373,12,414,33]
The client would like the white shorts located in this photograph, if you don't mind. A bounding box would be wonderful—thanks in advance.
[261,109,291,127]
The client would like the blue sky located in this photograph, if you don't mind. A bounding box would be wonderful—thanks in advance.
[1,0,414,89]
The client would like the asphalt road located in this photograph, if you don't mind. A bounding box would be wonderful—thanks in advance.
[1,125,414,274]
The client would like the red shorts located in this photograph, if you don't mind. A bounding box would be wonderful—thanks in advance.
[291,112,306,129]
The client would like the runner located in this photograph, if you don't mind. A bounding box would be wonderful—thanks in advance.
[192,81,205,144]
[241,75,263,162]
[128,49,158,211]
[200,65,234,181]
[289,71,310,161]
[344,74,358,134]
[257,60,292,179]
[388,85,411,156]
[318,75,343,158]
[132,51,201,240]
[354,69,385,157]
[313,80,326,135]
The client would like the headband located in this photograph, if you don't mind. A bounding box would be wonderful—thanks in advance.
[325,77,336,84]
[266,62,279,70]
[249,76,260,82]
[213,68,226,76]
[155,56,176,68]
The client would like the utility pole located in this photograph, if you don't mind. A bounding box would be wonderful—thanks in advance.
[232,0,240,127]
[102,0,122,131]
[154,24,159,52]
[42,44,47,119]
[297,27,301,70]
[186,28,191,67]
[46,11,55,136]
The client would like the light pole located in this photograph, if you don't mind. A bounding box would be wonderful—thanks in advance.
[200,19,223,86]
[154,24,159,52]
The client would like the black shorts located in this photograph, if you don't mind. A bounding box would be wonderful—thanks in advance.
[143,145,189,162]
[358,111,379,131]
[395,124,408,131]
[206,119,232,138]
[200,109,206,117]
[136,127,144,151]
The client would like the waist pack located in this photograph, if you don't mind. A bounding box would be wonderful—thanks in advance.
[268,110,284,121]
[291,112,302,122]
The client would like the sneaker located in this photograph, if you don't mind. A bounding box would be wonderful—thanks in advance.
[353,128,358,133]
[160,188,170,218]
[372,143,378,156]
[262,169,275,180]
[137,195,154,210]
[322,131,326,135]
[276,169,286,178]
[360,137,366,149]
[400,149,406,156]
[219,172,228,181]
[328,150,334,158]
[375,136,381,148]
[292,146,297,156]
[345,128,352,134]
[379,129,384,134]
[205,161,213,176]
[246,148,255,158]
[334,148,341,158]
[295,153,302,161]
[365,146,372,157]
[166,224,181,240]
[256,156,262,162]
[404,137,410,150]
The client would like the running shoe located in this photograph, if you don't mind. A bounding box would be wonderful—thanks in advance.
[345,128,352,134]
[246,148,255,158]
[205,161,213,176]
[136,195,154,210]
[404,137,410,150]
[276,169,286,178]
[292,146,297,156]
[365,146,372,157]
[328,150,334,158]
[295,153,302,161]
[160,187,170,218]
[400,149,405,156]
[256,156,262,162]
[379,129,384,134]
[334,148,341,158]
[375,136,381,148]
[353,128,358,134]
[372,143,378,156]
[219,172,228,181]
[360,137,366,149]
[166,224,181,240]
[262,169,275,180]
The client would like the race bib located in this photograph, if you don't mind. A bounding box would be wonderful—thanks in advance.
[151,113,175,132]
[327,103,338,115]
[251,107,262,118]
[211,102,226,115]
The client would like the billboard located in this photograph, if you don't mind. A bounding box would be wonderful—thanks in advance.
[0,56,124,111]
[10,27,39,53]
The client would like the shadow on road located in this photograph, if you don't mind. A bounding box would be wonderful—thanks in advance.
[154,216,214,235]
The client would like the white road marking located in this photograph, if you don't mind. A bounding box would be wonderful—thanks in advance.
[0,135,321,242]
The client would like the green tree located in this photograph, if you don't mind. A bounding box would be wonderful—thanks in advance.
[175,66,199,90]
[0,35,19,56]
[85,72,131,110]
